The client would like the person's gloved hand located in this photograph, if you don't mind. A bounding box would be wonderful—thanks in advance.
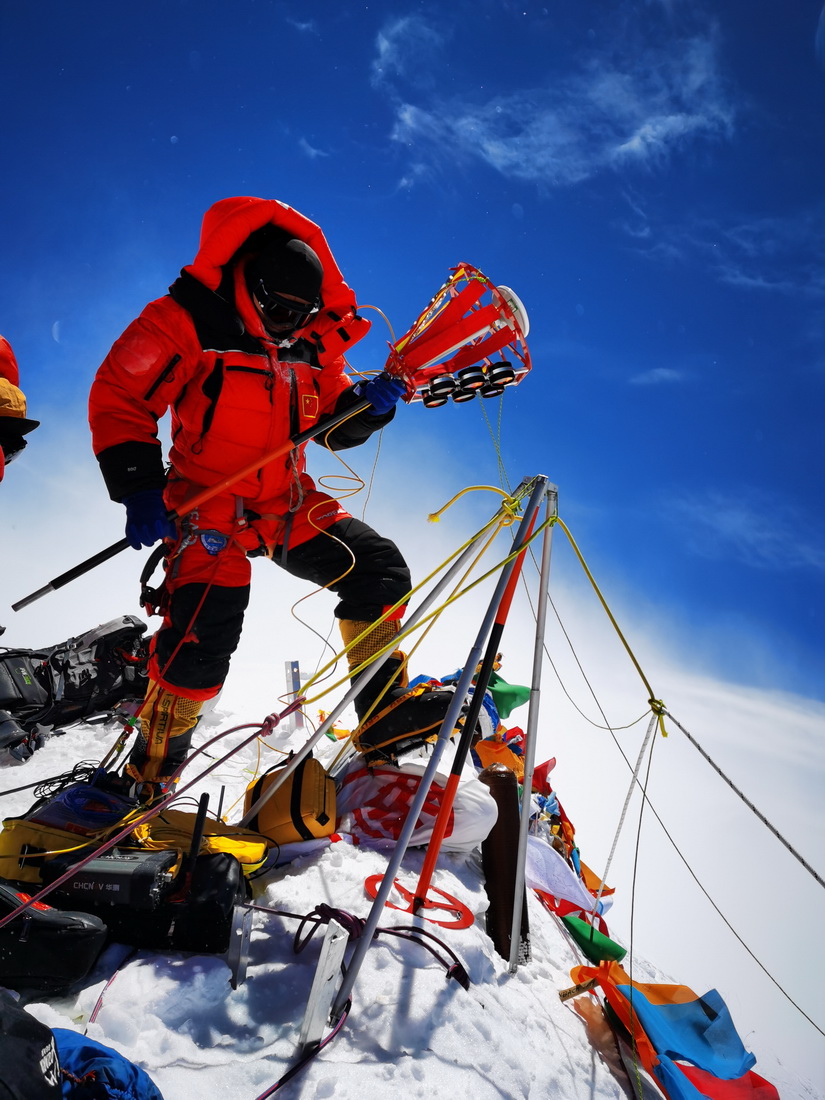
[123,489,177,550]
[355,374,406,416]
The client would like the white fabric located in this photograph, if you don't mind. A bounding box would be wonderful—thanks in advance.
[523,834,605,914]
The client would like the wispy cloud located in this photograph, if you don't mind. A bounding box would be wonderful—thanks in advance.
[629,367,687,385]
[711,212,825,297]
[372,16,447,92]
[374,15,734,187]
[298,137,329,159]
[623,206,825,298]
[665,490,825,571]
[816,1,825,71]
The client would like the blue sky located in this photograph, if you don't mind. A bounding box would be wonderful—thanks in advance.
[1,2,824,1088]
[2,0,823,701]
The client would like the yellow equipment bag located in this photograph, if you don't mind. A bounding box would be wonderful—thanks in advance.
[130,808,271,875]
[243,754,336,844]
[0,818,114,885]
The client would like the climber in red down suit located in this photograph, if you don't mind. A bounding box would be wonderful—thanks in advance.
[89,196,411,794]
[0,334,40,483]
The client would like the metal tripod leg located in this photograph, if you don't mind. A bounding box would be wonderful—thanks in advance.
[330,474,550,1021]
[508,484,558,972]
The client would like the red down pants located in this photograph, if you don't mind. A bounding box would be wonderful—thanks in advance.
[147,483,411,700]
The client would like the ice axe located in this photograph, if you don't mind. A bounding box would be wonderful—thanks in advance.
[11,393,377,612]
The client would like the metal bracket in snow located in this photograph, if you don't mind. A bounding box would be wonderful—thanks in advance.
[297,916,349,1053]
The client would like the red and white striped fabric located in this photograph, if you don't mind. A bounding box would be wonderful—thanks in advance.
[337,742,497,851]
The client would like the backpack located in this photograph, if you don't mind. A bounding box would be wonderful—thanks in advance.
[0,995,165,1100]
[0,879,107,994]
[0,616,149,761]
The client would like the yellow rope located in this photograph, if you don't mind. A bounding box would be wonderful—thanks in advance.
[555,516,667,736]
[218,732,292,822]
[397,517,553,636]
[322,476,547,773]
[427,484,515,524]
[300,518,509,704]
[298,483,538,706]
[14,802,152,862]
[308,513,554,709]
[280,399,387,694]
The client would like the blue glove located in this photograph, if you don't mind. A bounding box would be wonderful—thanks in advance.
[123,489,177,550]
[355,374,406,416]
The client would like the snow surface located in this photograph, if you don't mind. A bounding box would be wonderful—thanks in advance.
[1,702,809,1100]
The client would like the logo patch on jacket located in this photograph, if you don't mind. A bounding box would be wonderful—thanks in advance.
[301,393,319,420]
[200,531,229,555]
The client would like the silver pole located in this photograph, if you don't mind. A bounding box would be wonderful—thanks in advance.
[331,474,549,1020]
[508,484,558,972]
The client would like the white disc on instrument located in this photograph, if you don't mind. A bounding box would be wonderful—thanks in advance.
[495,285,530,338]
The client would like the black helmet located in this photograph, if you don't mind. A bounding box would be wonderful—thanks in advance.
[245,237,324,337]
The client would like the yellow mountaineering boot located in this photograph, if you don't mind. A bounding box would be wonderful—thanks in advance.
[126,681,204,799]
[340,618,459,767]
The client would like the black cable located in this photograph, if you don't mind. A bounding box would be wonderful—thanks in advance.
[666,710,824,890]
[32,761,101,801]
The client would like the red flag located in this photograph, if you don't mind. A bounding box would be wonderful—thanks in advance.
[531,757,556,794]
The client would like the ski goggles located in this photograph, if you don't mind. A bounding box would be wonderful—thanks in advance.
[252,280,321,328]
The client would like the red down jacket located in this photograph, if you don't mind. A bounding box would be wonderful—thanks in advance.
[89,197,388,539]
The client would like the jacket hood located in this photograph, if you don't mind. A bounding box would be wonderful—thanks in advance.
[181,197,370,363]
[0,335,20,388]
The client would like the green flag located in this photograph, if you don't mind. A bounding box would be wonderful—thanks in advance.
[561,914,627,965]
[486,671,531,719]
